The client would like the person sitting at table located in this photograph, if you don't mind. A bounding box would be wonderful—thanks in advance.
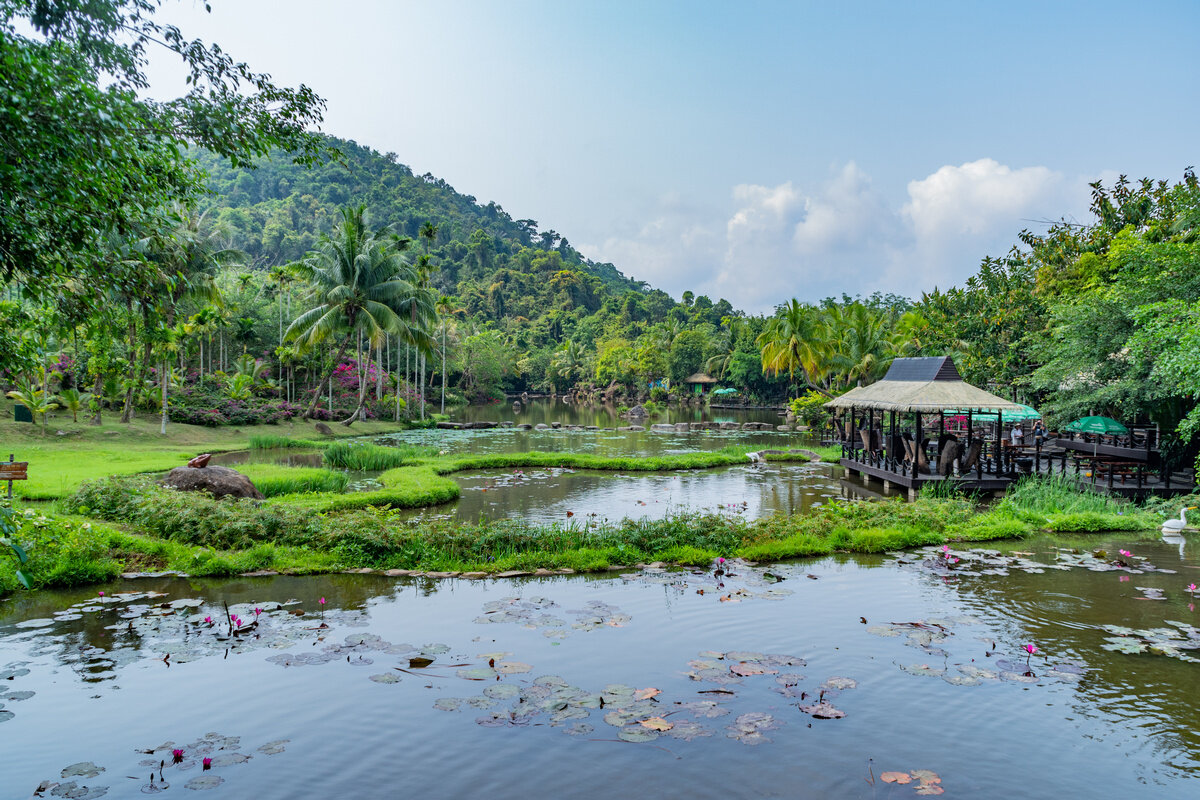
[1010,425,1024,447]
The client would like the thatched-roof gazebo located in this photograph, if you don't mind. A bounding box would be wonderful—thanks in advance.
[825,357,1027,497]
[683,372,718,395]
[825,357,1024,414]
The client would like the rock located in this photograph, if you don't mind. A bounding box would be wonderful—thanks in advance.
[626,405,648,419]
[627,425,646,431]
[501,421,514,428]
[535,423,550,430]
[776,425,792,432]
[475,421,498,429]
[424,571,460,579]
[495,570,533,578]
[436,421,463,429]
[742,422,773,431]
[314,421,334,435]
[461,572,488,579]
[384,569,415,577]
[650,423,675,432]
[187,453,212,468]
[517,423,533,430]
[674,423,690,432]
[239,570,280,578]
[551,422,562,429]
[160,465,264,500]
[720,421,740,430]
[585,425,600,431]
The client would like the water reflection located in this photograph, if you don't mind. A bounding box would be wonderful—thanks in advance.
[2,535,1198,798]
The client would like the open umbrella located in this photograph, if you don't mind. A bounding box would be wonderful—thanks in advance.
[712,387,738,396]
[946,404,1040,422]
[1063,415,1128,456]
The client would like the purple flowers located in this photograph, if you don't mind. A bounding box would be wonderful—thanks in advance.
[172,749,184,764]
[203,615,213,626]
[202,757,212,771]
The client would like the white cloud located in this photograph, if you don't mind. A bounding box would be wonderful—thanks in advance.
[582,159,1087,313]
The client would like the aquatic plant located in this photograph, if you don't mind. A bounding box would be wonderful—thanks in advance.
[1024,643,1038,666]
[234,464,350,497]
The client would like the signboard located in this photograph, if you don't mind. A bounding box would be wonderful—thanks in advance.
[0,462,27,481]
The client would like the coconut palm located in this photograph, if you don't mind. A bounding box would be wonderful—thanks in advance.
[285,205,418,424]
[825,303,898,388]
[6,385,59,434]
[435,295,461,413]
[756,299,830,391]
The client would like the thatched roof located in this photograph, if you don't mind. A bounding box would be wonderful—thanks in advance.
[683,372,717,384]
[824,357,1026,413]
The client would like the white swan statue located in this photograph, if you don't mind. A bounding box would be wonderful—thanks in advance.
[1162,506,1197,533]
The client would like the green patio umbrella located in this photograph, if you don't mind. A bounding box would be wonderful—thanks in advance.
[1063,415,1128,456]
[945,404,1041,422]
[712,387,738,396]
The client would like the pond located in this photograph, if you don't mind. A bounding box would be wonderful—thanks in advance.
[3,533,1198,798]
[398,462,877,524]
[458,397,787,428]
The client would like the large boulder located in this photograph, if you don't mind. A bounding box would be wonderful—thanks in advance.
[626,405,648,419]
[160,465,264,500]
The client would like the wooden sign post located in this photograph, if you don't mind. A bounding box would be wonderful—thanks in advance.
[2,454,28,499]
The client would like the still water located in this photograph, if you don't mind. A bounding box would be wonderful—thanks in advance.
[2,534,1198,798]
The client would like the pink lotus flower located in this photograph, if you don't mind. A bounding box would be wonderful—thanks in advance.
[1024,644,1038,654]
[942,545,950,553]
[1188,584,1198,593]
[717,557,725,564]
[1119,576,1129,582]
[319,597,326,605]
[203,616,213,625]
[254,607,262,617]
[202,757,212,771]
[98,591,104,597]
[1119,549,1132,558]
[172,749,184,764]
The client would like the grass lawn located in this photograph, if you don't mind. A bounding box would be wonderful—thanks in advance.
[0,400,417,499]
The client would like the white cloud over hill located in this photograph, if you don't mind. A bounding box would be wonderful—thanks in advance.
[583,158,1086,313]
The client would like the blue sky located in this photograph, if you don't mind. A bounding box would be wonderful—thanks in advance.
[146,0,1199,312]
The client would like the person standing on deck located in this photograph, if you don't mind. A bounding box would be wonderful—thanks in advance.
[1032,420,1047,451]
[1011,425,1024,447]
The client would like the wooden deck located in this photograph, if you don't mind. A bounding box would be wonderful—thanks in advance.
[838,443,1193,500]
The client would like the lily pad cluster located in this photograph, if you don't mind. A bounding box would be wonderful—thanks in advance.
[878,769,945,795]
[29,731,288,797]
[266,633,450,669]
[893,545,1176,579]
[473,596,631,639]
[867,618,1087,686]
[0,661,34,724]
[621,560,795,604]
[1100,621,1200,663]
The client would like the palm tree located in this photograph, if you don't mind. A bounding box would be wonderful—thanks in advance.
[285,205,418,424]
[756,299,830,392]
[435,295,460,413]
[825,303,898,388]
[6,385,59,434]
[552,339,589,385]
[56,388,90,424]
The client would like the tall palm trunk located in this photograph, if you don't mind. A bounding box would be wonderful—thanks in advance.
[160,358,168,434]
[441,325,447,414]
[89,369,104,425]
[304,336,353,419]
[120,300,137,423]
[342,328,371,426]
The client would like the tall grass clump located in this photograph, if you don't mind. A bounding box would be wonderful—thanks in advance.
[323,441,439,470]
[234,464,350,497]
[248,434,325,450]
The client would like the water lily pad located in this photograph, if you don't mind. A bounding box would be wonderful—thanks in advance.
[209,753,250,767]
[881,772,912,784]
[50,780,107,798]
[495,661,532,674]
[457,667,498,680]
[821,676,857,691]
[617,726,659,743]
[434,697,465,711]
[184,775,223,790]
[484,684,521,700]
[61,762,104,779]
[798,701,845,719]
[0,710,14,723]
[565,722,594,736]
[638,716,673,731]
[257,740,289,755]
[369,673,401,684]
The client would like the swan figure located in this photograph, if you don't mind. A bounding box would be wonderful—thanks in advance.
[746,451,763,464]
[1162,506,1197,533]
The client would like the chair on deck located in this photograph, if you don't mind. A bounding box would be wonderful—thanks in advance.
[832,419,847,443]
[938,440,960,477]
[960,439,983,474]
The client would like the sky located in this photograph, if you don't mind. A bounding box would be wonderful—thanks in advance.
[144,0,1200,313]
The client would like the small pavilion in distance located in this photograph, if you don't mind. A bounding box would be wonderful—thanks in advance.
[824,356,1029,498]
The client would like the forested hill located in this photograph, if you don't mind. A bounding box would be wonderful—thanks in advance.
[193,135,640,304]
